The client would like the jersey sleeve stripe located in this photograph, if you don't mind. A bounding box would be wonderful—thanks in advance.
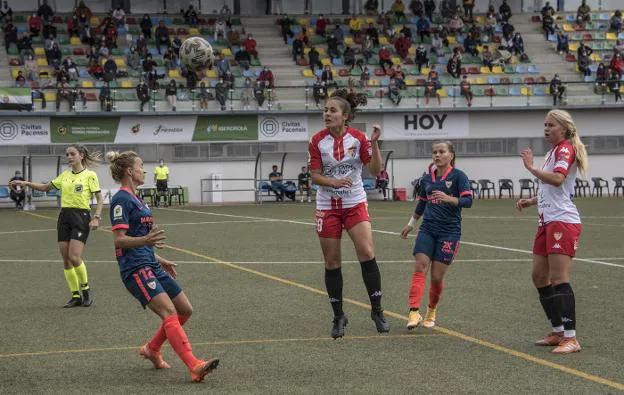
[111,224,129,230]
[460,191,472,197]
[553,167,569,176]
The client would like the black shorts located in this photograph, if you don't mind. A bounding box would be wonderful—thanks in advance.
[156,180,168,192]
[57,208,91,243]
[298,182,310,189]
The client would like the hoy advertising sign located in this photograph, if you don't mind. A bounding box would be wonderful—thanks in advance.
[382,113,468,140]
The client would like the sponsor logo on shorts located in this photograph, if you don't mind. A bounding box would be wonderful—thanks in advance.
[554,232,563,241]
[441,241,453,254]
[147,281,156,290]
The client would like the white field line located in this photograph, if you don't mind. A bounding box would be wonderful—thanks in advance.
[163,208,624,269]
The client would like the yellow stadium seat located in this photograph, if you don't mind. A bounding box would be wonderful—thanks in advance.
[317,47,326,55]
[302,69,314,77]
[369,79,380,86]
[606,32,617,40]
[11,68,23,78]
[115,58,126,67]
[421,67,430,75]
[70,37,81,45]
[206,69,218,78]
[365,17,376,24]
[189,28,200,36]
[34,47,45,56]
[521,87,532,96]
[221,48,232,57]
[408,47,416,55]
[492,66,503,74]
[120,80,133,88]
[620,85,624,94]
[36,58,48,66]
[590,53,601,62]
[569,43,579,52]
[480,66,491,74]
[391,57,401,65]
[344,37,354,45]
[89,16,100,25]
[321,57,331,66]
[437,88,448,97]
[448,36,457,44]
[168,69,181,78]
[475,16,485,24]
[81,80,94,88]
[476,78,487,85]
[44,92,56,102]
[562,24,574,32]
[379,36,389,45]
[304,47,311,55]
[405,78,416,86]
[298,18,309,26]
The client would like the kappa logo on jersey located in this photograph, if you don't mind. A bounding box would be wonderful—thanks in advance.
[74,184,83,193]
[147,281,157,290]
[113,205,123,220]
[558,146,571,159]
[553,232,563,240]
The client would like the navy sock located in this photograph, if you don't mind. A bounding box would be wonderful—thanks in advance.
[360,258,382,311]
[325,268,344,317]
[537,285,563,328]
[552,283,576,331]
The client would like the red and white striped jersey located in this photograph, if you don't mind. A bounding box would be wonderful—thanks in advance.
[538,140,581,225]
[308,127,372,209]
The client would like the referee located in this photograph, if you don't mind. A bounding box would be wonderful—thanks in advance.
[11,145,103,308]
[154,159,169,207]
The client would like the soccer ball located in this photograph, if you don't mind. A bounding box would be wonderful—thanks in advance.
[180,37,215,72]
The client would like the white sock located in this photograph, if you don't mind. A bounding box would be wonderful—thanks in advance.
[552,325,564,333]
[564,330,576,338]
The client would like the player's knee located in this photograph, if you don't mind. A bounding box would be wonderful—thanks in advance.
[178,304,193,317]
[325,260,342,270]
[430,274,444,285]
[68,254,82,266]
[531,271,550,287]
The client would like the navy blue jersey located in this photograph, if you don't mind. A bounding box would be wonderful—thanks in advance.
[415,166,473,235]
[110,187,159,280]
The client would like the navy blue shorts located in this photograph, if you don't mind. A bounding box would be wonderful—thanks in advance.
[413,230,461,265]
[124,266,182,308]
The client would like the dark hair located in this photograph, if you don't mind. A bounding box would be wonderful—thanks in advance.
[67,144,101,168]
[107,151,139,182]
[327,88,367,124]
[432,140,456,167]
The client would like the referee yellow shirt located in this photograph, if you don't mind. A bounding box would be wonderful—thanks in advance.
[154,166,169,181]
[51,169,100,210]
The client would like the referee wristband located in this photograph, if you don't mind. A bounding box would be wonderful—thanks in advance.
[407,216,417,228]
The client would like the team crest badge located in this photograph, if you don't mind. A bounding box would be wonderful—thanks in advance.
[554,232,563,241]
[147,281,157,290]
[445,181,452,188]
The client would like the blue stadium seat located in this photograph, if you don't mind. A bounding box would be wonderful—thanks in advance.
[527,65,540,74]
[509,87,521,96]
[363,178,376,190]
[0,186,9,199]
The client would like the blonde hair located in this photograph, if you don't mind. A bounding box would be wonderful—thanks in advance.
[68,144,101,169]
[546,109,588,178]
[106,150,139,182]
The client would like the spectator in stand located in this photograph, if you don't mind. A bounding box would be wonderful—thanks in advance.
[184,5,198,27]
[258,66,274,88]
[440,0,454,19]
[269,165,286,202]
[577,52,591,77]
[155,20,170,54]
[28,13,42,37]
[279,14,294,44]
[214,78,227,110]
[105,22,118,48]
[171,34,183,54]
[468,24,481,44]
[313,77,327,107]
[576,0,591,25]
[365,0,379,15]
[243,33,258,59]
[103,56,118,81]
[221,4,233,28]
[74,1,92,22]
[577,40,592,59]
[18,34,33,63]
[425,76,441,105]
[253,80,265,107]
[235,47,251,70]
[502,20,515,41]
[379,46,392,73]
[512,33,524,55]
[56,79,73,110]
[99,83,113,111]
[15,70,26,87]
[80,23,97,46]
[316,14,327,37]
[147,69,159,90]
[611,52,624,74]
[89,62,104,80]
[136,79,150,111]
[349,15,362,37]
[67,14,80,37]
[8,170,25,210]
[483,12,496,39]
[423,0,435,20]
[325,33,339,60]
[391,64,406,89]
[448,14,464,33]
[292,36,304,62]
[460,75,473,107]
[549,74,565,106]
[541,2,555,18]
[216,52,231,77]
[447,54,461,78]
[165,80,177,111]
[416,17,430,44]
[321,64,336,88]
[228,28,241,46]
[556,32,569,54]
[463,0,475,21]
[140,14,152,39]
[499,0,512,22]
[198,81,211,110]
[610,10,622,32]
[387,78,402,105]
[400,24,412,41]
[308,46,322,72]
[331,24,344,45]
[482,45,494,71]
[163,47,176,71]
[241,77,253,110]
[463,34,478,56]
[298,166,312,203]
[126,46,140,70]
[214,17,227,41]
[431,32,444,57]
[365,23,379,46]
[0,1,12,23]
[298,25,312,47]
[62,57,79,81]
[24,54,38,81]
[186,70,198,92]
[142,53,157,74]
[410,0,423,17]
[392,0,406,21]
[222,70,234,91]
[111,7,125,27]
[609,70,622,103]
[376,164,390,200]
[595,63,609,93]
[344,46,357,71]
[360,66,370,87]
[362,35,374,63]
[415,43,429,73]
[42,20,57,39]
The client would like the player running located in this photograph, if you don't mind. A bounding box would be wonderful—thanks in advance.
[308,88,390,339]
[107,150,219,381]
[10,144,102,308]
[516,109,588,353]
[400,141,473,329]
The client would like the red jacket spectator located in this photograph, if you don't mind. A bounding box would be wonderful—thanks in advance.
[74,1,92,20]
[610,54,624,74]
[379,47,391,61]
[242,35,258,59]
[67,17,80,36]
[257,67,274,87]
[89,63,104,79]
[28,14,42,33]
[315,16,327,36]
[394,34,410,59]
[106,24,117,41]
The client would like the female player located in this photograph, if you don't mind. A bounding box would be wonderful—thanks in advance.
[11,144,102,308]
[308,88,390,339]
[107,150,219,381]
[516,109,588,354]
[400,141,473,329]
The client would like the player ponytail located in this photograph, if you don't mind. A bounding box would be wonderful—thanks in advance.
[107,150,139,182]
[68,144,101,169]
[432,140,456,167]
[547,110,588,179]
[329,88,367,124]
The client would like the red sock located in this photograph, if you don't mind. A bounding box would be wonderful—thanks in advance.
[163,315,199,369]
[409,271,426,309]
[147,314,191,352]
[428,282,445,309]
